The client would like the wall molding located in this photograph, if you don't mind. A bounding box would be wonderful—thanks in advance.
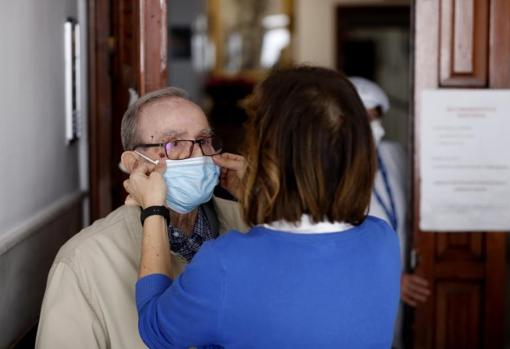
[0,191,87,256]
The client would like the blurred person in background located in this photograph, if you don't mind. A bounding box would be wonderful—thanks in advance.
[350,77,431,348]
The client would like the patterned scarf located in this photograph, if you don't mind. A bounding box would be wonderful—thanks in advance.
[167,207,217,262]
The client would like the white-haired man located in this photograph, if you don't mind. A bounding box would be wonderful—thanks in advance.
[36,87,247,349]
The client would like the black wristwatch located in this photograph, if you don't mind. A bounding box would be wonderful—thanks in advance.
[140,206,170,226]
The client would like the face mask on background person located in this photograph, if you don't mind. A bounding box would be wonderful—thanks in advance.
[135,152,220,213]
[370,119,386,146]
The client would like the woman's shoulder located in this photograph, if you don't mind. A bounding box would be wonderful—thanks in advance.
[364,215,393,229]
[210,228,257,247]
[199,227,270,262]
[362,216,400,244]
[362,216,402,268]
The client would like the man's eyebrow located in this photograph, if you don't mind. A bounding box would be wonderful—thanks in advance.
[160,130,186,138]
[152,128,213,141]
[196,128,213,137]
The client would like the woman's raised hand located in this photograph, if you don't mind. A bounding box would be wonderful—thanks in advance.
[123,161,167,209]
[212,153,247,200]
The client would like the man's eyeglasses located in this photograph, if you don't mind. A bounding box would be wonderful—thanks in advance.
[133,135,223,160]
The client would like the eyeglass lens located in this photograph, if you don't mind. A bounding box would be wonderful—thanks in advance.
[164,136,222,160]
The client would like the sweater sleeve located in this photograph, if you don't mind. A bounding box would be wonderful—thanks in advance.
[136,241,225,348]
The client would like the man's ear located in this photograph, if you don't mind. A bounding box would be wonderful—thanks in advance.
[120,151,139,174]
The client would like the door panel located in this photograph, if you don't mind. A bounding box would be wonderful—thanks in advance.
[435,282,481,349]
[138,0,167,95]
[413,0,507,348]
[435,233,484,261]
[89,0,168,219]
[88,0,113,220]
[439,0,489,86]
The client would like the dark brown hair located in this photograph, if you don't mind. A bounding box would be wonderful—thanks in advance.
[241,66,376,226]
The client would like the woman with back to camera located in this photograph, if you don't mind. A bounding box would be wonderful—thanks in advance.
[124,66,401,348]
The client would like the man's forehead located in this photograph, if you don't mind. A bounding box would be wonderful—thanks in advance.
[137,98,210,139]
[141,96,201,116]
[159,128,213,138]
[141,124,212,141]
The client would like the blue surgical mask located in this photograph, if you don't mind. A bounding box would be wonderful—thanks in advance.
[163,156,220,213]
[134,151,220,214]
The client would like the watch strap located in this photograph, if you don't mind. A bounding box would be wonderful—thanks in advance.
[140,205,170,226]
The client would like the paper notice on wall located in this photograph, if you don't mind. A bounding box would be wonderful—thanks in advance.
[420,90,510,232]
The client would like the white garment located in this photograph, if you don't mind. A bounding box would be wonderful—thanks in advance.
[371,120,386,146]
[263,215,352,234]
[349,77,390,113]
[369,140,408,349]
[369,140,408,263]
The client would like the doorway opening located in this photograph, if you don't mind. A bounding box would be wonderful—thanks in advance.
[336,5,410,151]
[336,5,412,348]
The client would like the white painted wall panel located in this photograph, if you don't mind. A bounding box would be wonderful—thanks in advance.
[0,0,88,345]
[0,0,82,237]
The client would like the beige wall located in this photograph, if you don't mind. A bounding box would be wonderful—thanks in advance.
[294,0,410,67]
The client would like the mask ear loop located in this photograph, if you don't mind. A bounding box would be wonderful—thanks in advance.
[134,151,160,165]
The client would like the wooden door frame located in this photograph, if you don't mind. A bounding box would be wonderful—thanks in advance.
[88,0,168,221]
[88,0,113,221]
[412,0,508,347]
[336,5,414,345]
[137,0,167,95]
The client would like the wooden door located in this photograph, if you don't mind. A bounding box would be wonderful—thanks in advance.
[89,0,168,220]
[88,0,114,220]
[412,0,508,348]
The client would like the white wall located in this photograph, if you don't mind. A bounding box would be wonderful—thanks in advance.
[0,0,86,241]
[0,0,88,346]
[294,0,410,68]
[168,0,207,103]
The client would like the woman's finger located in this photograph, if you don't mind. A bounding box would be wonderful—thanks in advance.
[409,275,429,288]
[153,160,167,175]
[216,152,243,160]
[408,287,431,300]
[213,153,244,170]
[403,283,429,304]
[125,195,139,206]
[133,162,153,175]
[223,152,244,161]
[407,279,431,296]
[401,294,418,307]
[408,292,428,304]
[407,281,431,294]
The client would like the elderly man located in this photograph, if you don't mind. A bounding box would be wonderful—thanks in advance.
[36,87,247,348]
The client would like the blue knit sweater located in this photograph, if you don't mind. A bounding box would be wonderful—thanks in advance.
[136,216,401,349]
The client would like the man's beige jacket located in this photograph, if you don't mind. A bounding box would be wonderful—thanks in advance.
[36,198,248,349]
